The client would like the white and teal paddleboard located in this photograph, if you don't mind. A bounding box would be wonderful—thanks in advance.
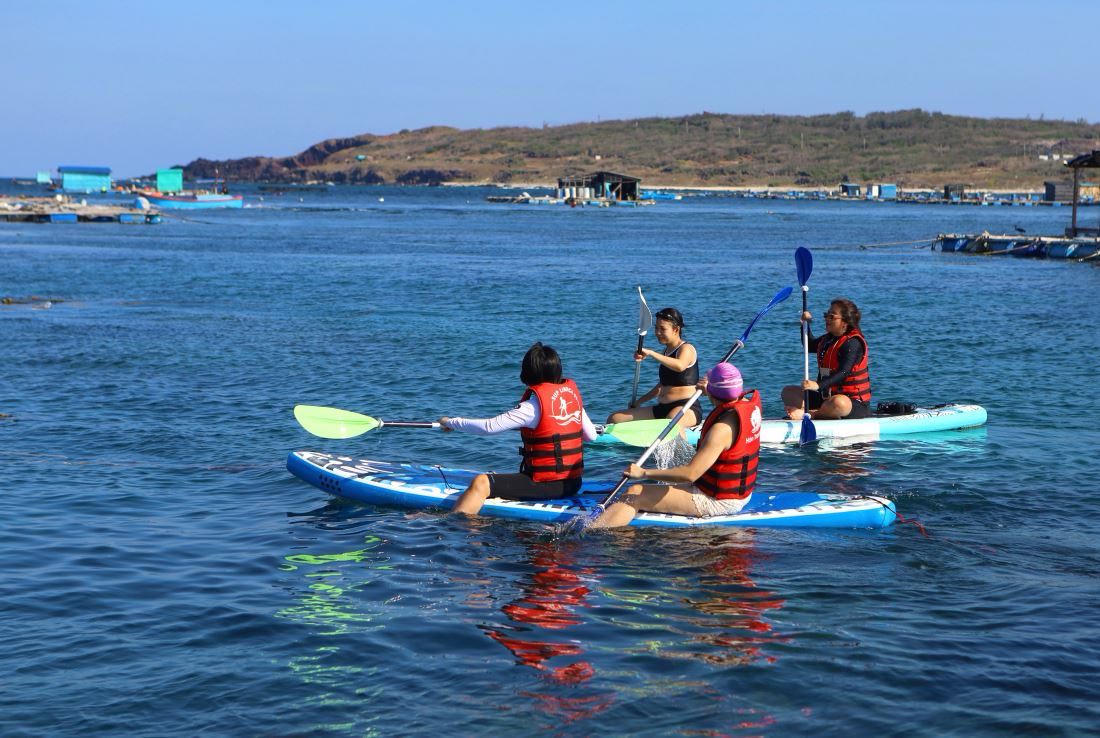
[594,402,987,447]
[287,451,896,529]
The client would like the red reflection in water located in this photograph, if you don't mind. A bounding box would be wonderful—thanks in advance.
[482,537,595,684]
[679,532,787,667]
[479,534,614,723]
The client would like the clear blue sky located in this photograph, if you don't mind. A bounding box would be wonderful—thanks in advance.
[3,0,1096,178]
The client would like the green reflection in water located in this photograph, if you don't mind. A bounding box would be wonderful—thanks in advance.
[277,535,392,734]
[277,536,389,636]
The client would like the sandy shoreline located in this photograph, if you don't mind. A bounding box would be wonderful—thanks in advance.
[442,181,1044,196]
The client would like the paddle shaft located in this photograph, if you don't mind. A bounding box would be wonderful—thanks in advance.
[382,420,440,429]
[802,285,811,412]
[630,335,644,406]
[794,246,817,446]
[629,286,652,407]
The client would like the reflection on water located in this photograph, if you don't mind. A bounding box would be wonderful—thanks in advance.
[276,511,393,732]
[607,529,787,669]
[812,442,878,490]
[481,536,598,681]
[277,533,389,636]
[477,531,615,722]
[678,531,787,667]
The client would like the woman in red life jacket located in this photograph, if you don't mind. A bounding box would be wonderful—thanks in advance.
[605,306,702,430]
[591,362,761,528]
[440,342,598,516]
[781,297,871,420]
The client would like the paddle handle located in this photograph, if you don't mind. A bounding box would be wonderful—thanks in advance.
[380,421,441,429]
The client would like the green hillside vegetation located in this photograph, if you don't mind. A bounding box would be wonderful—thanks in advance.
[182,109,1100,189]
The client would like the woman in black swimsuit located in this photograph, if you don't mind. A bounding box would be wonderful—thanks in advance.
[606,307,702,429]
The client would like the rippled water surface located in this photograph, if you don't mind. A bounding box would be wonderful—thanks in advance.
[3,185,1098,736]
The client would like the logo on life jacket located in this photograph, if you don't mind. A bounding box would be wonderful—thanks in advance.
[520,380,585,483]
[749,405,762,437]
[547,385,582,426]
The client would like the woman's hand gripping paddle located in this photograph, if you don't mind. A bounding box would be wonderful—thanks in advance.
[795,247,817,446]
[293,404,439,439]
[564,285,793,534]
[629,286,653,407]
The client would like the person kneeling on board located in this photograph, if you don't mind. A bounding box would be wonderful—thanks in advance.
[591,362,761,528]
[439,342,598,515]
[781,297,871,420]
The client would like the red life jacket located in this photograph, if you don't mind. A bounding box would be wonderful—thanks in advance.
[694,390,762,500]
[519,379,585,482]
[817,328,871,403]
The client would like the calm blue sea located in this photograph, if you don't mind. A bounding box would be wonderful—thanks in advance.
[2,184,1098,736]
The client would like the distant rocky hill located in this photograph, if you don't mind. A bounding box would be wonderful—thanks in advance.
[180,110,1100,189]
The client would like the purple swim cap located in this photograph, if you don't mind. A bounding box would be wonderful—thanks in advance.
[706,362,743,400]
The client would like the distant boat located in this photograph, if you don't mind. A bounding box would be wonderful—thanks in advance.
[140,192,244,210]
[641,190,683,201]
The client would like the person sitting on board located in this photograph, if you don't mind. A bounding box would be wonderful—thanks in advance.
[591,363,761,528]
[605,306,701,429]
[781,297,871,420]
[440,342,598,515]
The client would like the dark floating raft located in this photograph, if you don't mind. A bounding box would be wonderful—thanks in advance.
[932,233,1100,262]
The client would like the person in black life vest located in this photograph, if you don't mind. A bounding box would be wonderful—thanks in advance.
[440,342,598,516]
[781,297,871,420]
[591,363,761,528]
[606,306,701,430]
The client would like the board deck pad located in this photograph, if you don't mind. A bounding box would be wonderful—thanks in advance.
[287,451,896,528]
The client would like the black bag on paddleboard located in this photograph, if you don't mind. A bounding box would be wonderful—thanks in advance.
[876,401,916,415]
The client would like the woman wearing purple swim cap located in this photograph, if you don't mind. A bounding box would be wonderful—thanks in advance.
[591,363,763,528]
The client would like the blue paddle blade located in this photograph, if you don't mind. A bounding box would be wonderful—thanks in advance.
[799,415,817,446]
[796,247,813,286]
[739,286,792,343]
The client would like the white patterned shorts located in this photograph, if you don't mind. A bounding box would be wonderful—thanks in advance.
[690,488,750,517]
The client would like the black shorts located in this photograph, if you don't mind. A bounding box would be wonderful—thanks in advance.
[806,390,871,419]
[654,398,701,424]
[486,472,582,500]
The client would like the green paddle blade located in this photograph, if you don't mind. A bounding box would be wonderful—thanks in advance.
[293,404,381,439]
[602,418,680,447]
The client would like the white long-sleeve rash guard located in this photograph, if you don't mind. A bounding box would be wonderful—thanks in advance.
[447,397,598,441]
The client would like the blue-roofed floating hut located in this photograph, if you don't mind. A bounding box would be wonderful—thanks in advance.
[156,168,184,193]
[59,166,111,193]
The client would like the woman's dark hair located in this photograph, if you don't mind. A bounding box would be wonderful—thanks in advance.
[520,342,563,386]
[830,298,861,329]
[654,307,685,332]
